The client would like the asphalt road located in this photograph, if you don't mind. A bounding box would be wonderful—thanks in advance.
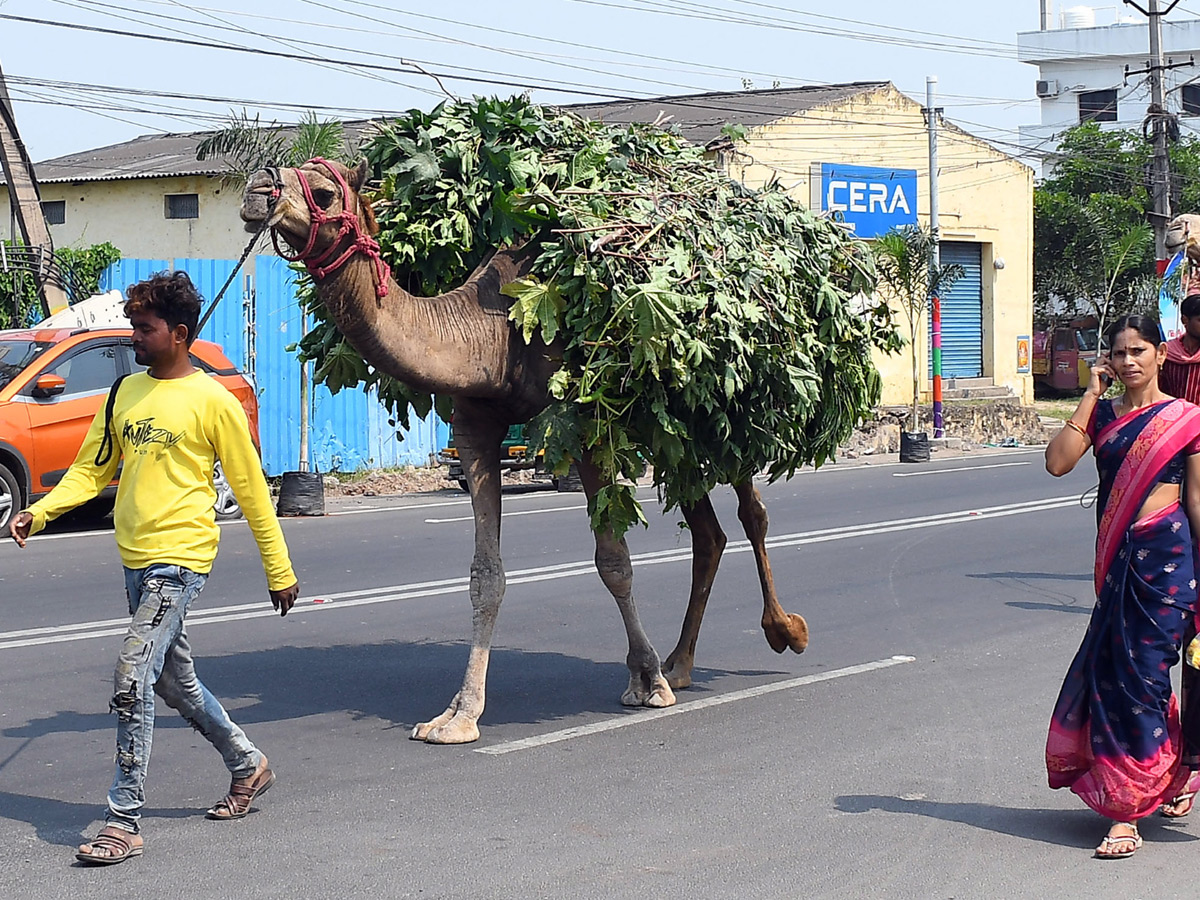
[0,447,1192,899]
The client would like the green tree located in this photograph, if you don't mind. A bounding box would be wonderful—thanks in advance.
[873,226,964,433]
[1034,121,1200,325]
[0,241,121,328]
[196,110,353,184]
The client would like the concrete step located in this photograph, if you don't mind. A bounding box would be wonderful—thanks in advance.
[944,377,994,389]
[942,386,1017,400]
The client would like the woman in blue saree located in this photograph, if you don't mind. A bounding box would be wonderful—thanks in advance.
[1045,315,1200,859]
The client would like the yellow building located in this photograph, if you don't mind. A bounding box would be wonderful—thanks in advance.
[573,82,1035,406]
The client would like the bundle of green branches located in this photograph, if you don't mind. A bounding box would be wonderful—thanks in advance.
[298,95,899,535]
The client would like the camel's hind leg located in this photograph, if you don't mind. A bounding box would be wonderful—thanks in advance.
[412,408,506,744]
[662,494,726,690]
[734,480,808,654]
[576,455,675,709]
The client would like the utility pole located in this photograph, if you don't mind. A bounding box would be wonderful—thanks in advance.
[1124,0,1193,272]
[0,58,69,317]
[924,75,944,439]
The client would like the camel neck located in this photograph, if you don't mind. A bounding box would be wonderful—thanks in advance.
[317,253,512,397]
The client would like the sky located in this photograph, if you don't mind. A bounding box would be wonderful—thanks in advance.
[3,0,1200,164]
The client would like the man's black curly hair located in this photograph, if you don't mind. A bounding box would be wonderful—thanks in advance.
[124,271,203,346]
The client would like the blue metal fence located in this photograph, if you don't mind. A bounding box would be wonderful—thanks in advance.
[101,256,444,475]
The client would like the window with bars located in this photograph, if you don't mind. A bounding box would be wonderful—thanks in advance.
[164,193,199,219]
[41,200,65,225]
[1079,89,1118,123]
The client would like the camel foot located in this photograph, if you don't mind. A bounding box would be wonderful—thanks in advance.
[420,711,481,745]
[411,694,478,743]
[662,653,693,690]
[622,672,676,708]
[763,612,809,654]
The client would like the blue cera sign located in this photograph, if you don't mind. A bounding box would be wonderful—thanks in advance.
[817,164,918,238]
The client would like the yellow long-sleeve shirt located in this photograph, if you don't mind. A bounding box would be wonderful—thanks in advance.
[27,370,296,590]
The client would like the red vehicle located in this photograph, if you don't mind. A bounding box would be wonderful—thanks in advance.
[0,326,259,531]
[1032,317,1099,395]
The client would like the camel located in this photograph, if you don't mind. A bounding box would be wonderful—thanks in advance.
[240,157,810,744]
[1167,213,1200,263]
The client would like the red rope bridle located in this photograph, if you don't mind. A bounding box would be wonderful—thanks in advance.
[270,157,389,298]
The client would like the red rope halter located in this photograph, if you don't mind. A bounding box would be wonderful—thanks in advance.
[271,157,389,298]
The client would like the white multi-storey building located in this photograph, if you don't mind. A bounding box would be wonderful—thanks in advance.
[1018,4,1200,175]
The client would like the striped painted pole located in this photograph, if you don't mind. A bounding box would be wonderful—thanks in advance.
[932,294,944,437]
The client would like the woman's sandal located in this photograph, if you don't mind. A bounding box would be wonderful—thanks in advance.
[1162,791,1196,819]
[75,826,143,866]
[206,756,275,820]
[1094,823,1142,859]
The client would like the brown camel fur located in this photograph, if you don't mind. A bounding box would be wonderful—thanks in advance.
[241,158,809,744]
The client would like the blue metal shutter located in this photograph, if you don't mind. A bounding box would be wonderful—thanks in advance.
[932,241,983,378]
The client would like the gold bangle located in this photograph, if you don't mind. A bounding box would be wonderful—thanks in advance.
[1064,419,1088,439]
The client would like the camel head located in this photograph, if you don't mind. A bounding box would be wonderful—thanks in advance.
[240,157,377,253]
[1166,213,1200,263]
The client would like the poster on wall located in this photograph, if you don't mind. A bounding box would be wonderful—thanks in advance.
[1160,250,1185,341]
[1016,335,1031,374]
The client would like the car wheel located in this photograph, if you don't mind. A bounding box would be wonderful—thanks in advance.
[456,476,470,493]
[212,461,243,520]
[0,461,20,532]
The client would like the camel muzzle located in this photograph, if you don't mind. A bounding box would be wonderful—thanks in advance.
[240,193,271,231]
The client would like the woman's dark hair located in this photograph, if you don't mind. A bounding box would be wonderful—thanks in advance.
[1106,314,1164,348]
[124,271,203,346]
[1183,294,1200,318]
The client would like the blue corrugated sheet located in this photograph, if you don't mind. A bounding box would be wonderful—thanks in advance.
[102,257,445,476]
[99,259,169,294]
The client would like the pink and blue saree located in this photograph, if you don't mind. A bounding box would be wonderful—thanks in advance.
[1047,398,1200,820]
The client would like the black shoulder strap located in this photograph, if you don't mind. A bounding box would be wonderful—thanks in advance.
[94,373,130,467]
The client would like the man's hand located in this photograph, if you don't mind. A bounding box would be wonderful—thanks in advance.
[269,581,300,617]
[8,511,33,548]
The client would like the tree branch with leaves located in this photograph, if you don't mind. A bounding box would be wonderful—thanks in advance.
[874,225,964,433]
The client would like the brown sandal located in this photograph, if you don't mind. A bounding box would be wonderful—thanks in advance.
[75,826,143,865]
[206,756,275,820]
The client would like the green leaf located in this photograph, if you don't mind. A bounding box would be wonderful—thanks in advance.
[502,277,564,344]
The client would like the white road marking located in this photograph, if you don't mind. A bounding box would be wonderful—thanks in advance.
[474,655,917,755]
[0,495,1083,653]
[891,462,1031,478]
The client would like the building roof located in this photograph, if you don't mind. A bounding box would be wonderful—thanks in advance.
[566,82,889,147]
[20,120,380,185]
[20,83,891,185]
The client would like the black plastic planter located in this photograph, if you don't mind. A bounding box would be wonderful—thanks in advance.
[899,431,930,463]
[276,470,325,516]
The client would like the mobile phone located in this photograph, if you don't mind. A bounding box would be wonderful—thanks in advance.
[1099,372,1113,389]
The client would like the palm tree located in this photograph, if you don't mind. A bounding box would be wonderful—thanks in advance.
[874,225,965,433]
[196,110,352,184]
[197,110,357,476]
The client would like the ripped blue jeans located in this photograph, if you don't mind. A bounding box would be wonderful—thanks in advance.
[107,564,262,833]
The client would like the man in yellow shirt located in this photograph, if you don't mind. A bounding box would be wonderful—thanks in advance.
[9,271,300,866]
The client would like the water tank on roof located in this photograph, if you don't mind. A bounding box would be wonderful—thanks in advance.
[1062,5,1096,28]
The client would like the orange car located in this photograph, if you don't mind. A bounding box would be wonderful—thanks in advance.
[0,326,259,531]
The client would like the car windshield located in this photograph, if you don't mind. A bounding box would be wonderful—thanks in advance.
[0,340,52,390]
[1077,328,1099,352]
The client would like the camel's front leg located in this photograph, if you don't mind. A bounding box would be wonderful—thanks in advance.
[577,455,675,709]
[662,494,726,690]
[733,481,808,654]
[412,412,505,744]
